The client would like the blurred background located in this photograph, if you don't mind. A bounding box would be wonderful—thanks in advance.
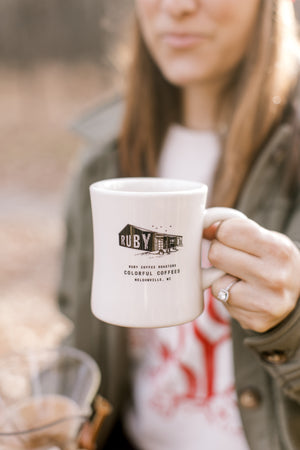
[0,0,133,355]
[0,0,299,356]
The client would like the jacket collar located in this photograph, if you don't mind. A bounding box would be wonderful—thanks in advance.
[70,94,124,146]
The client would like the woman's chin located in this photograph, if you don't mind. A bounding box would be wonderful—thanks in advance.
[160,67,207,88]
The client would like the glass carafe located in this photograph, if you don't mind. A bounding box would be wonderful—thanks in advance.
[0,346,103,449]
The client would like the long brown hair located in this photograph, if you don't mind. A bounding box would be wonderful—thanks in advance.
[119,0,299,206]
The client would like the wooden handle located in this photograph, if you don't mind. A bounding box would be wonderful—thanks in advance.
[77,396,113,450]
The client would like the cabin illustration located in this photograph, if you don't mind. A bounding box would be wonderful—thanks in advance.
[119,224,183,255]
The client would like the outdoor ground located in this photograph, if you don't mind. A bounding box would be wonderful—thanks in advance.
[0,62,119,354]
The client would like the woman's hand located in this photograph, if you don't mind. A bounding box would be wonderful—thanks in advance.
[204,218,300,333]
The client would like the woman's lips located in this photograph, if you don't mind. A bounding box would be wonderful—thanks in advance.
[161,33,208,49]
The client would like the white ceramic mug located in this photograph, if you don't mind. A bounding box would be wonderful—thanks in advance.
[90,177,245,328]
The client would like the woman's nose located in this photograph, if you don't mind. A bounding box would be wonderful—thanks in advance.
[161,0,198,17]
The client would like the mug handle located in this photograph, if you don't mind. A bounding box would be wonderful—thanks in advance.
[201,207,246,289]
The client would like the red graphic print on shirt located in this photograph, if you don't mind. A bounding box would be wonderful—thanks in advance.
[141,290,238,430]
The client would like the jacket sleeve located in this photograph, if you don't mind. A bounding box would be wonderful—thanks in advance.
[243,188,300,403]
[57,95,124,327]
[57,144,119,345]
[57,154,89,328]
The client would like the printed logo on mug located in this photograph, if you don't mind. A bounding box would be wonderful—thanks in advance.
[89,177,245,328]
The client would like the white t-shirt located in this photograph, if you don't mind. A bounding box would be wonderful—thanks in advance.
[125,125,249,450]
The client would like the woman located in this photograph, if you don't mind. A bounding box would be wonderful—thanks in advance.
[59,1,300,448]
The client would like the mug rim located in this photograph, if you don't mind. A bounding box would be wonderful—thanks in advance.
[90,177,208,196]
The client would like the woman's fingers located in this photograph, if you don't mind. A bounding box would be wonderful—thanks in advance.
[202,222,219,240]
[211,276,257,312]
[214,217,267,257]
[208,239,259,283]
[208,217,299,286]
[211,275,293,332]
[207,217,300,332]
[209,216,292,258]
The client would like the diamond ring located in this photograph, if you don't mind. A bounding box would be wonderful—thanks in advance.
[217,278,239,303]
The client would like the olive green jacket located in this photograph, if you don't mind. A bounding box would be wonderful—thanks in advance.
[58,97,300,449]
